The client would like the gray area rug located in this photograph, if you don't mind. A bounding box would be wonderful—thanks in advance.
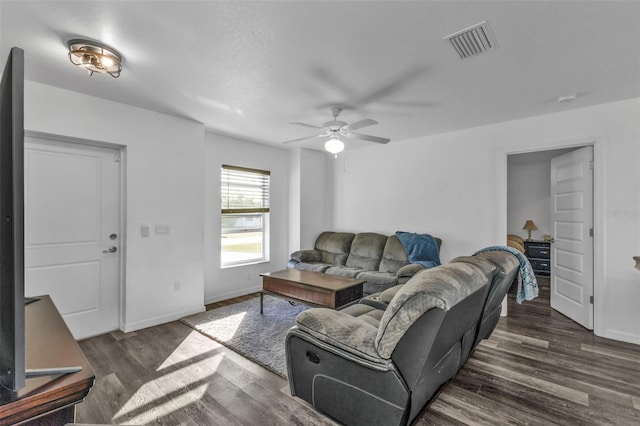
[181,295,308,377]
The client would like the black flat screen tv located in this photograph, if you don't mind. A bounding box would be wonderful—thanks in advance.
[0,47,25,392]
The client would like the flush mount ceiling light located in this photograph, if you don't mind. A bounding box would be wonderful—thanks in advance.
[67,39,123,78]
[324,136,345,156]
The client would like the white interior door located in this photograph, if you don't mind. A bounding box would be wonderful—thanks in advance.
[550,146,594,329]
[24,135,121,339]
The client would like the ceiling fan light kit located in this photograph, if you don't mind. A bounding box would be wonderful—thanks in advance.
[67,38,123,78]
[324,137,345,156]
[284,107,390,156]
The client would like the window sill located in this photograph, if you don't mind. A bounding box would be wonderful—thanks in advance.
[221,259,270,269]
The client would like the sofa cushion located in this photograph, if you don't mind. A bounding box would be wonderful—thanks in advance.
[315,231,355,266]
[324,265,363,278]
[375,262,493,359]
[295,308,382,363]
[345,233,388,271]
[449,255,497,278]
[340,303,385,328]
[378,235,410,274]
[474,250,520,282]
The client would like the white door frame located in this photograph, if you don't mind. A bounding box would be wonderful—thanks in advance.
[25,130,126,333]
[496,136,605,338]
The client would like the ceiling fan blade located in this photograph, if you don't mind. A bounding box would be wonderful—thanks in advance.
[350,132,390,144]
[345,118,378,131]
[355,67,427,106]
[282,134,322,144]
[290,122,324,129]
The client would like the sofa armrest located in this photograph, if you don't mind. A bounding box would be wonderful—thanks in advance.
[290,249,322,263]
[396,263,423,277]
[380,285,403,303]
[295,308,383,362]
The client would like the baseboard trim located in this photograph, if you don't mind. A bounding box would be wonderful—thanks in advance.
[123,305,206,333]
[602,329,640,345]
[205,285,261,305]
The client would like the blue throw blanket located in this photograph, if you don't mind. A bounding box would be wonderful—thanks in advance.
[396,231,441,269]
[474,245,538,304]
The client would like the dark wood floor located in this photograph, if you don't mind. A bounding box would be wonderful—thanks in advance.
[77,277,640,425]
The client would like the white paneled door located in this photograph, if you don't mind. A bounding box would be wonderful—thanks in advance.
[550,146,594,329]
[24,135,121,339]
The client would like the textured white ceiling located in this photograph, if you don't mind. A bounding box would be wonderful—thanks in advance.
[1,1,639,152]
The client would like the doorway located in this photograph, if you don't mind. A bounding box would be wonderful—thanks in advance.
[506,145,595,329]
[24,132,124,339]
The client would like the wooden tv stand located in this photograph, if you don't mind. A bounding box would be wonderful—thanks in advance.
[0,295,95,425]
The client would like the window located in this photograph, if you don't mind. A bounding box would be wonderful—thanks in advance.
[221,164,270,267]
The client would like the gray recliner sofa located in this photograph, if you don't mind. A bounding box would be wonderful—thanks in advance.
[456,251,520,348]
[287,231,442,294]
[285,250,520,426]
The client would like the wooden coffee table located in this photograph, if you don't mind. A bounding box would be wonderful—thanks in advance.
[259,269,364,313]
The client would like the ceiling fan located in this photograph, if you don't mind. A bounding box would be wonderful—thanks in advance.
[283,107,390,155]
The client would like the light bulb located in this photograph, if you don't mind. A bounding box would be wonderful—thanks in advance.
[324,137,344,155]
[101,56,114,67]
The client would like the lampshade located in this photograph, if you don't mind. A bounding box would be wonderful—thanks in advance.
[324,137,344,155]
[522,219,538,241]
[67,39,123,78]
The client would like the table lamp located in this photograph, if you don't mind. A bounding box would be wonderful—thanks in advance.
[522,220,538,241]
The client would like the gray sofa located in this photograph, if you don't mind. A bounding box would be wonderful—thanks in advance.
[285,250,520,426]
[287,231,442,294]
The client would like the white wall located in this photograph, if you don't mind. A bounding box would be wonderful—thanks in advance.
[333,135,492,260]
[299,149,334,250]
[204,132,290,304]
[288,148,333,252]
[507,148,574,240]
[333,98,640,345]
[24,81,206,332]
[288,149,302,254]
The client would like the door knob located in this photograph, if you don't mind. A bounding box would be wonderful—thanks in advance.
[102,246,117,253]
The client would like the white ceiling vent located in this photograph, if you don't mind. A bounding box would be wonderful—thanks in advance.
[444,21,497,59]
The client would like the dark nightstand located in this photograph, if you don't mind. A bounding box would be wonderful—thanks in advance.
[524,240,551,276]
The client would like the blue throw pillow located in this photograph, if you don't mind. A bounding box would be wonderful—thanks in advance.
[395,231,441,269]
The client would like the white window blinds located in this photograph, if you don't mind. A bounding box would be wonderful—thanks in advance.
[221,164,270,214]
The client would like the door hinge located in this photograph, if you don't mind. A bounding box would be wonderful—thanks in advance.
[114,152,121,163]
[589,160,594,170]
[589,228,593,237]
[589,295,594,304]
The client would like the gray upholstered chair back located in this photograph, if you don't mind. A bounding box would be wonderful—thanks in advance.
[447,255,499,361]
[314,231,355,266]
[471,250,520,344]
[375,261,492,359]
[473,251,519,311]
[345,232,388,271]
